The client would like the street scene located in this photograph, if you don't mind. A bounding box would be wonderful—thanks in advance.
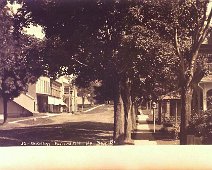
[0,0,212,148]
[2,1,212,169]
[0,104,179,146]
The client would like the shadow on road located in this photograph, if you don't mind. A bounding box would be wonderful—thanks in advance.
[0,121,114,146]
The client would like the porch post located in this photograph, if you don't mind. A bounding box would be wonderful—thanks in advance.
[166,100,170,117]
[197,88,201,112]
[72,85,77,113]
[68,86,71,113]
[203,87,207,111]
[158,101,162,124]
[149,100,152,114]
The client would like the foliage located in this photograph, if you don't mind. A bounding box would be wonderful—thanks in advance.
[11,0,182,143]
[14,0,179,101]
[0,2,45,122]
[131,0,212,90]
[188,110,212,144]
[0,5,44,99]
[172,124,180,139]
[14,0,212,144]
[77,81,97,105]
[130,0,212,144]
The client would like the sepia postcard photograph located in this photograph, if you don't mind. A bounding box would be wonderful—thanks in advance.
[0,0,212,169]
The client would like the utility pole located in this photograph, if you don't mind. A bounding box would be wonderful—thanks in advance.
[72,85,77,113]
[152,102,157,133]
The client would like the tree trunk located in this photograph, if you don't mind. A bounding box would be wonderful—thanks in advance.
[3,97,8,124]
[113,80,125,145]
[131,103,137,131]
[180,85,193,145]
[121,77,134,144]
[134,102,139,115]
[82,96,85,111]
[123,100,132,143]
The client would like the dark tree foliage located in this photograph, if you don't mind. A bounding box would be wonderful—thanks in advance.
[14,0,185,144]
[0,2,45,123]
[131,0,212,144]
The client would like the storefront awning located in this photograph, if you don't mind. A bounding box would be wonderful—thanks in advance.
[60,101,67,106]
[48,96,67,106]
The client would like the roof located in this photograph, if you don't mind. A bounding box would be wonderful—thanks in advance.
[200,75,212,82]
[160,91,181,100]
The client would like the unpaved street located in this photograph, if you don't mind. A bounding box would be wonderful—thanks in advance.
[0,105,114,146]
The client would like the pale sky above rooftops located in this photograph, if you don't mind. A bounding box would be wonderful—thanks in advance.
[7,1,45,40]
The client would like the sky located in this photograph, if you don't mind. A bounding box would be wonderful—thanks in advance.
[22,24,45,40]
[7,1,45,40]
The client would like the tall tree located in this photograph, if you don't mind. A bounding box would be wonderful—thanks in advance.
[15,0,179,144]
[0,2,45,123]
[131,0,212,144]
[17,0,139,144]
[76,82,97,110]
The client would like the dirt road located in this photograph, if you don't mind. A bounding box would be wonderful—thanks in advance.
[0,105,114,146]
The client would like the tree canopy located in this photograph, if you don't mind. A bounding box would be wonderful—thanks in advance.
[0,1,45,122]
[10,0,212,144]
[130,0,212,144]
[11,0,181,144]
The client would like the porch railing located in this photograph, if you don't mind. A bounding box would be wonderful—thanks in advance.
[208,63,212,74]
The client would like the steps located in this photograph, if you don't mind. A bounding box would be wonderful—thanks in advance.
[133,114,157,145]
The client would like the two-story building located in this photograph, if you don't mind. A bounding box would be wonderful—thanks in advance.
[36,76,51,113]
[48,79,66,113]
[57,75,78,113]
[35,76,78,113]
[198,50,212,111]
[0,75,78,118]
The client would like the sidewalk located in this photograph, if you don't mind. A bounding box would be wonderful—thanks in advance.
[133,114,180,145]
[133,114,157,145]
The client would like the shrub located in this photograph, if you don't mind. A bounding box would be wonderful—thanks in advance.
[188,110,212,143]
[163,117,173,127]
